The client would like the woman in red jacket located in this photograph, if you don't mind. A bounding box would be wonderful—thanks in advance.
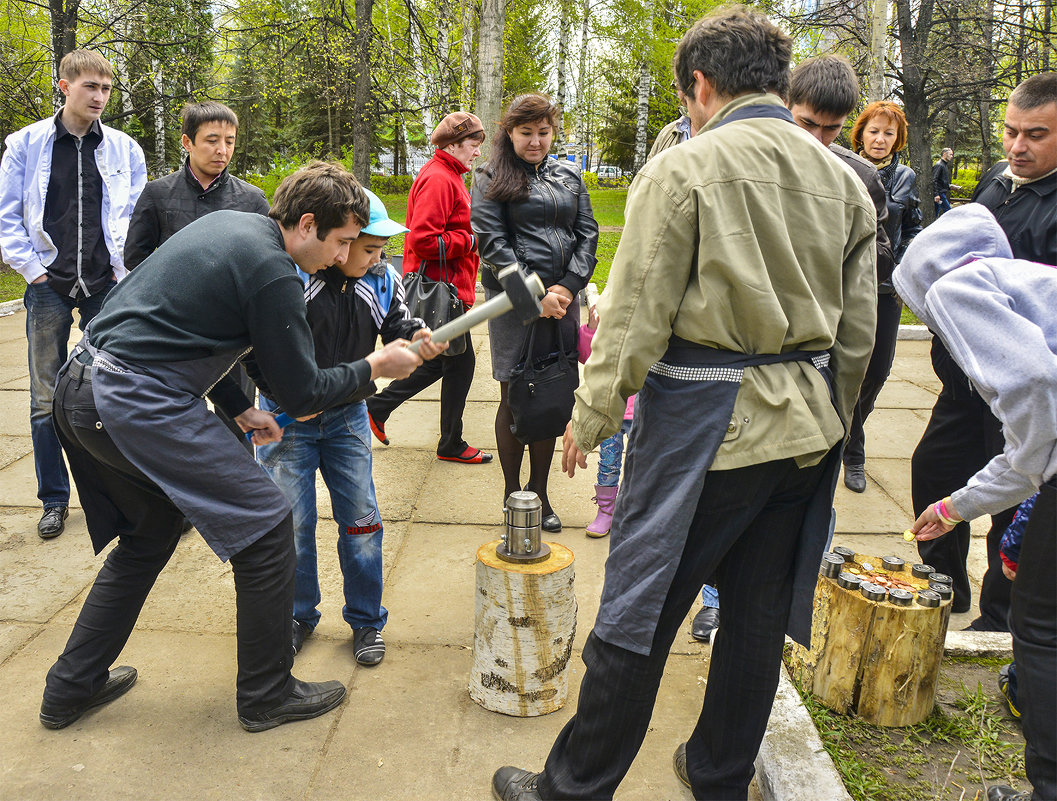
[367,112,492,464]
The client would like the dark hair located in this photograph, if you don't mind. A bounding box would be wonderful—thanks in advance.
[850,101,908,155]
[674,7,791,101]
[788,54,859,118]
[1008,72,1057,111]
[59,50,113,82]
[268,161,370,239]
[484,93,560,203]
[182,101,239,142]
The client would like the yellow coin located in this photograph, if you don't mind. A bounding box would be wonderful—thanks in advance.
[903,530,916,542]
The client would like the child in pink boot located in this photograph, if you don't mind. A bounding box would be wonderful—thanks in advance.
[578,300,634,538]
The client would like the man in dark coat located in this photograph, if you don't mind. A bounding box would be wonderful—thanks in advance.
[911,71,1057,631]
[932,147,954,216]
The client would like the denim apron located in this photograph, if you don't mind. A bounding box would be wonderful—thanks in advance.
[70,335,290,561]
[592,339,842,656]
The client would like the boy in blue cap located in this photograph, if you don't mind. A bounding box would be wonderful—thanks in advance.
[253,189,445,665]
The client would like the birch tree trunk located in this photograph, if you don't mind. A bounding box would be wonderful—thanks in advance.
[475,0,506,161]
[576,0,590,169]
[460,0,475,110]
[438,0,451,115]
[866,0,888,101]
[554,0,570,153]
[152,61,166,173]
[409,11,435,134]
[633,58,650,172]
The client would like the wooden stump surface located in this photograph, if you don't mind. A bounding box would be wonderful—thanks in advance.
[788,551,951,727]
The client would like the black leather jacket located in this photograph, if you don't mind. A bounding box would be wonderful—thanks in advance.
[881,162,922,266]
[972,162,1057,265]
[471,158,599,294]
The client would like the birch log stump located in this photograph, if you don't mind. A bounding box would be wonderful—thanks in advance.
[788,551,952,727]
[469,541,576,717]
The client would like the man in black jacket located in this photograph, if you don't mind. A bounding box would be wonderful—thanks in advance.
[125,101,269,447]
[912,71,1057,632]
[932,148,953,217]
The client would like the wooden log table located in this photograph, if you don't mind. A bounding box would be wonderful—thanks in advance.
[788,550,952,727]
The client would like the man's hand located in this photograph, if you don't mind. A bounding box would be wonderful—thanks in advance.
[934,195,941,203]
[411,328,448,360]
[236,407,284,446]
[367,339,423,380]
[561,422,588,478]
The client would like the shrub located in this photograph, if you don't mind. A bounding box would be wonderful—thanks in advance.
[370,174,414,194]
[950,166,982,199]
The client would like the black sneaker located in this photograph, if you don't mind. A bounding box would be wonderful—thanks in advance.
[352,627,386,666]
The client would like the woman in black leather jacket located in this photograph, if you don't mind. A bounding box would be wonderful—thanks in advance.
[843,101,923,493]
[471,93,599,531]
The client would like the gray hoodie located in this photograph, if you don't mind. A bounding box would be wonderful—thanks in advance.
[893,204,1057,520]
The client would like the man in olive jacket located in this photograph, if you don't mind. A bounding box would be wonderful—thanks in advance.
[492,9,876,801]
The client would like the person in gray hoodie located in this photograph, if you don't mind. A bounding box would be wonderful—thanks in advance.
[897,203,1056,801]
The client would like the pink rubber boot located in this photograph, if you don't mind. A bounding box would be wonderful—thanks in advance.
[586,484,618,538]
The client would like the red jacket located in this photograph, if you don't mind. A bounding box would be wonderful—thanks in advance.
[403,149,480,307]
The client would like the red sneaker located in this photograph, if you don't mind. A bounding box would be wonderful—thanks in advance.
[368,411,389,445]
[437,446,493,464]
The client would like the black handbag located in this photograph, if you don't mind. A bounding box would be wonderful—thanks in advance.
[507,319,579,443]
[402,235,468,356]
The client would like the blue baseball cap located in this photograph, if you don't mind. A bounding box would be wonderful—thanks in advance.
[360,188,409,238]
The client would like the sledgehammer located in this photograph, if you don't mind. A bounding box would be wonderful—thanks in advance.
[248,265,545,440]
[406,264,545,354]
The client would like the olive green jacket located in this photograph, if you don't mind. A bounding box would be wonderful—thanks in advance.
[572,93,878,470]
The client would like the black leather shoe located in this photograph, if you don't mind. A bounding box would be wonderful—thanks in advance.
[38,506,68,540]
[673,742,690,788]
[352,627,386,666]
[291,619,311,656]
[492,766,542,801]
[843,464,866,493]
[987,785,1031,801]
[237,678,346,732]
[40,665,138,729]
[690,607,719,643]
[541,513,562,533]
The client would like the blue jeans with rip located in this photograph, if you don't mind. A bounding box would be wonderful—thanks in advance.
[257,397,387,633]
[26,279,114,509]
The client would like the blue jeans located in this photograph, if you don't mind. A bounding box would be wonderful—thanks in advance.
[935,193,951,217]
[257,397,387,632]
[25,279,114,508]
[597,419,633,487]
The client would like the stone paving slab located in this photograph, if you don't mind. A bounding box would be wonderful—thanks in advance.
[0,388,30,435]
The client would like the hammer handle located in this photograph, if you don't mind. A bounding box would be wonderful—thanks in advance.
[245,412,294,441]
[406,272,545,354]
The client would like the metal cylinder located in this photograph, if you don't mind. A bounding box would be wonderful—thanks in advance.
[916,589,941,607]
[820,553,844,577]
[837,572,862,590]
[928,581,953,600]
[911,563,935,580]
[881,556,905,572]
[497,491,551,564]
[861,582,888,602]
[928,572,953,587]
[889,588,913,606]
[832,546,855,563]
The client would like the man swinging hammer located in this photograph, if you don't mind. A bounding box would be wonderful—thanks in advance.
[41,161,437,732]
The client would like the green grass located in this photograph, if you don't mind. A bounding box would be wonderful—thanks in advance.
[900,304,922,326]
[0,267,25,303]
[589,189,628,228]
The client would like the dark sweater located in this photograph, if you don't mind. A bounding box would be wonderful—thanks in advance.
[90,211,372,418]
[124,162,269,269]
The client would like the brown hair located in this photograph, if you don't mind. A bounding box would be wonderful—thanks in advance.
[674,7,791,101]
[788,54,859,118]
[268,161,370,239]
[484,93,560,203]
[59,50,114,82]
[1008,71,1057,111]
[850,101,908,155]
